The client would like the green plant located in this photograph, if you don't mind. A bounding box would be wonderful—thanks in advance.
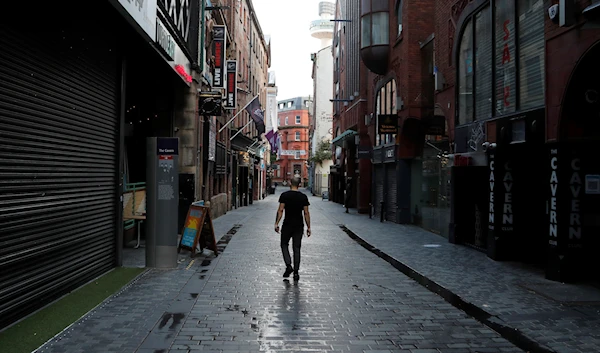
[309,141,332,166]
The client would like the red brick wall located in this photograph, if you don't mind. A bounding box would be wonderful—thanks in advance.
[544,0,600,141]
[274,108,310,182]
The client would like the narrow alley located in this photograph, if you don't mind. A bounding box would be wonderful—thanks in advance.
[36,189,537,353]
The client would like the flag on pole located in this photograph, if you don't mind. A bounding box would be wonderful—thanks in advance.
[265,130,277,152]
[245,96,265,135]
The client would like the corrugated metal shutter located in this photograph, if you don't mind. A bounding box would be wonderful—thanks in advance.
[386,163,398,223]
[373,165,384,218]
[0,25,119,328]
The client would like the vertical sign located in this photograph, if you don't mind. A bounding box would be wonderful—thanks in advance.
[212,25,227,88]
[224,60,237,109]
[208,117,216,162]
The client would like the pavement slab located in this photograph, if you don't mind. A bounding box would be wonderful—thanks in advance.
[34,188,598,353]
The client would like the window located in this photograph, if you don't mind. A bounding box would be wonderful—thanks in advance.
[295,132,301,141]
[396,0,403,35]
[287,101,292,108]
[295,116,301,124]
[277,117,280,126]
[376,79,397,146]
[285,117,288,125]
[457,1,545,126]
[458,18,474,125]
[475,8,492,120]
[495,1,516,115]
[518,0,545,109]
[295,151,301,159]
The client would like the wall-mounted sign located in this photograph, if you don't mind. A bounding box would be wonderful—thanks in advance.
[586,175,600,194]
[117,0,157,41]
[212,25,227,88]
[156,17,175,60]
[358,145,373,159]
[280,150,307,156]
[208,117,216,161]
[224,60,237,109]
[378,114,398,134]
[239,151,250,167]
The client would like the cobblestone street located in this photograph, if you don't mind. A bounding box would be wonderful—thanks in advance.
[35,188,600,353]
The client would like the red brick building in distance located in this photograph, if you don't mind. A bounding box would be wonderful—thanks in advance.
[273,97,312,185]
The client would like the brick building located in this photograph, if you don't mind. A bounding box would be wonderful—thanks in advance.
[273,97,312,185]
[334,0,600,283]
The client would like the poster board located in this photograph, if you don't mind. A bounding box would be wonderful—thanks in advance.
[178,205,218,257]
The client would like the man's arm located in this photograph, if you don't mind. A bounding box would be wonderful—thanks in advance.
[274,203,285,233]
[303,206,311,237]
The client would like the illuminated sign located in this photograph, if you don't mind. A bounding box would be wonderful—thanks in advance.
[175,65,192,83]
[212,26,227,88]
[224,60,237,109]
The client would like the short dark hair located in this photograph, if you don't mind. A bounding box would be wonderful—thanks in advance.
[291,176,301,187]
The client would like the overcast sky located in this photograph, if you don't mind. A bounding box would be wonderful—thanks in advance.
[252,0,326,101]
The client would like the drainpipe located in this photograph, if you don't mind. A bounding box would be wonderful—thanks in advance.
[196,0,206,202]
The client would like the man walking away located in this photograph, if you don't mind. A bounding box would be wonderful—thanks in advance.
[274,176,311,281]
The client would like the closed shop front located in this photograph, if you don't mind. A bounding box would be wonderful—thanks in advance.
[0,3,121,328]
[373,164,385,219]
[385,162,398,222]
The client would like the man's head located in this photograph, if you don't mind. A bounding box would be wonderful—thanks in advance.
[290,176,301,188]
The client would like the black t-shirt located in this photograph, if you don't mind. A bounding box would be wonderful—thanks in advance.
[279,190,310,227]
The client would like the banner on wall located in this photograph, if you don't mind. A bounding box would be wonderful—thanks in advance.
[224,60,237,109]
[212,25,227,88]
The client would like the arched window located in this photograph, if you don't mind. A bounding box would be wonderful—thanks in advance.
[376,79,397,146]
[457,1,544,126]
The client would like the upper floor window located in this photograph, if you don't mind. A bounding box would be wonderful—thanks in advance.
[277,117,280,126]
[295,116,301,124]
[285,117,289,125]
[295,150,301,159]
[295,132,301,141]
[287,101,293,108]
[396,0,403,35]
[457,1,544,126]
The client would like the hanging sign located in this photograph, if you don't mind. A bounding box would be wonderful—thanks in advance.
[378,114,398,134]
[178,205,218,257]
[224,60,237,109]
[212,25,227,88]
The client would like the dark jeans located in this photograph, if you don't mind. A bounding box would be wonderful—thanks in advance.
[281,226,303,271]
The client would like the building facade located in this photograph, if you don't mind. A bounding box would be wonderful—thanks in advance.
[273,97,312,185]
[342,0,600,283]
[310,2,335,197]
[1,0,201,329]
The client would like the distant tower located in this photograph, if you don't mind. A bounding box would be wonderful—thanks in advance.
[310,1,335,49]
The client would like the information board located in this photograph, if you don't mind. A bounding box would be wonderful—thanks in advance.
[178,205,218,257]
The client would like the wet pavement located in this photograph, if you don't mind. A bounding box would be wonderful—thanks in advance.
[34,188,599,353]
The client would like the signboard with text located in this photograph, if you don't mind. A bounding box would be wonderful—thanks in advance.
[378,114,398,135]
[224,60,237,109]
[212,25,227,88]
[117,0,157,41]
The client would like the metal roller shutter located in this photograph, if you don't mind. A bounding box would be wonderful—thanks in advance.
[373,165,384,218]
[386,163,398,223]
[0,25,119,328]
